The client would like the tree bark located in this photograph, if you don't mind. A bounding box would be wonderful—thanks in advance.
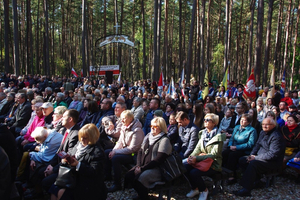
[4,0,10,72]
[223,0,229,73]
[200,0,205,84]
[263,0,274,87]
[282,0,292,78]
[13,0,20,75]
[255,0,264,86]
[82,0,86,76]
[247,0,255,77]
[186,0,197,84]
[43,0,50,75]
[163,0,168,76]
[274,0,282,80]
[141,0,146,79]
[206,0,212,77]
[290,1,300,90]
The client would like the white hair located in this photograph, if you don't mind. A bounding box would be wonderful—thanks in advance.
[31,127,49,139]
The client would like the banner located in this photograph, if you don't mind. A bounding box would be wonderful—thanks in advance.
[202,69,209,98]
[242,69,256,100]
[89,65,120,76]
[267,68,275,99]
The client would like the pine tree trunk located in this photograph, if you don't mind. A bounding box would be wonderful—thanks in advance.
[282,0,292,77]
[186,0,197,84]
[255,0,264,86]
[263,0,274,87]
[12,0,20,75]
[274,0,282,80]
[290,0,299,90]
[141,0,146,79]
[247,0,255,77]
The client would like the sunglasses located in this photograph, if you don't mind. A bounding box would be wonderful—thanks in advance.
[204,118,212,122]
[150,125,159,129]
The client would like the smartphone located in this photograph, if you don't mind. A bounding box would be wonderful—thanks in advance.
[57,151,68,159]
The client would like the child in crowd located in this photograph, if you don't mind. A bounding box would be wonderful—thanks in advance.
[167,113,179,145]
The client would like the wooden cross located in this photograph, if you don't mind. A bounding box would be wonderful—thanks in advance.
[114,22,121,35]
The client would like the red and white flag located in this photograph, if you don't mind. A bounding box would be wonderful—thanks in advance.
[80,69,83,77]
[158,72,164,88]
[71,68,78,77]
[242,69,256,100]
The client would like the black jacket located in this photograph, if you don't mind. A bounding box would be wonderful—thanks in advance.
[7,101,32,129]
[71,142,107,200]
[50,125,80,172]
[251,128,285,165]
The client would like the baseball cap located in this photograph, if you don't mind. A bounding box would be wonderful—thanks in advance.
[41,102,53,109]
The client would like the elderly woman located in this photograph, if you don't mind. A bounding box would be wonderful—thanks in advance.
[124,117,172,200]
[68,94,83,112]
[53,92,68,109]
[105,110,144,192]
[184,113,225,200]
[130,97,144,121]
[80,100,100,128]
[51,106,67,134]
[50,124,107,200]
[77,98,90,125]
[281,115,300,164]
[222,114,257,184]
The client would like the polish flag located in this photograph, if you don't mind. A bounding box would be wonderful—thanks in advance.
[242,69,256,100]
[71,68,78,77]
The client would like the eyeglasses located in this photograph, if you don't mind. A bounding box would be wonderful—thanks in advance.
[262,124,273,126]
[204,118,212,122]
[150,125,159,129]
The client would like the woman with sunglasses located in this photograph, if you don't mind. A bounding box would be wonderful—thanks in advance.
[185,113,225,200]
[124,117,172,200]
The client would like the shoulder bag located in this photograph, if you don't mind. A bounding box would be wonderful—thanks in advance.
[54,164,77,189]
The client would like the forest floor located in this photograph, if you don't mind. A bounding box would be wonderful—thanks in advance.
[106,167,300,200]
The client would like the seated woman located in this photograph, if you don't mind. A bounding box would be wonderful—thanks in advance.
[68,93,83,113]
[77,98,90,126]
[51,106,67,134]
[16,102,45,155]
[50,124,107,200]
[80,100,100,128]
[124,117,172,200]
[222,114,257,184]
[105,110,144,192]
[281,115,300,164]
[184,113,225,200]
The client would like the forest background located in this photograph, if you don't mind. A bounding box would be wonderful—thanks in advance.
[0,0,299,89]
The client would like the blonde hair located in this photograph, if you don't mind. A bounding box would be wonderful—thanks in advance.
[54,106,67,115]
[204,113,219,125]
[151,117,168,133]
[78,124,100,145]
[120,110,134,121]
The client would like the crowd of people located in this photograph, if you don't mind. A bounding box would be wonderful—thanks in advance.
[0,72,300,200]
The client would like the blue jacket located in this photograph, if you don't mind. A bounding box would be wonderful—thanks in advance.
[228,124,257,154]
[29,131,63,163]
[95,108,114,128]
[143,109,161,135]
